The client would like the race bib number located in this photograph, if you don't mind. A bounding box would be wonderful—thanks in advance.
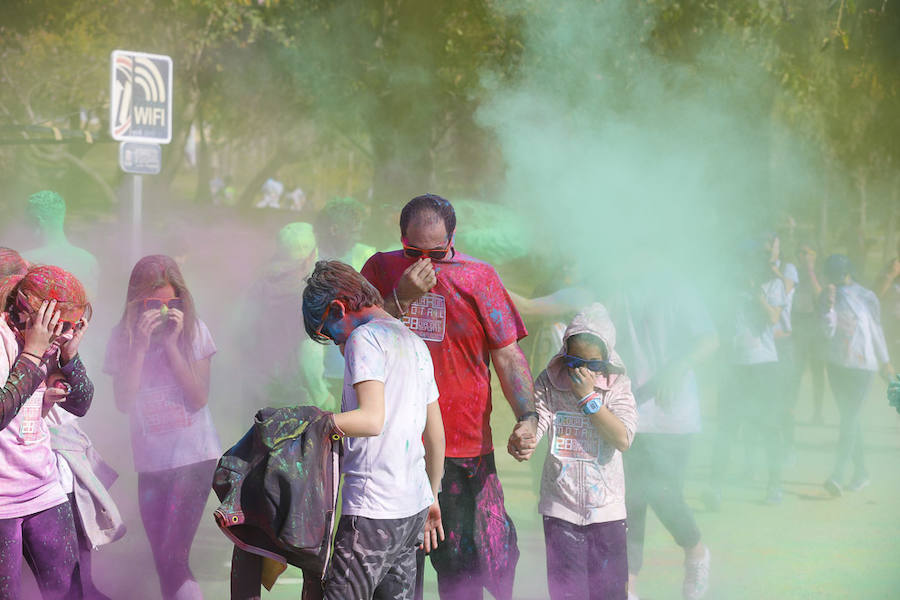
[403,292,446,342]
[18,393,45,444]
[551,411,601,461]
[138,387,190,435]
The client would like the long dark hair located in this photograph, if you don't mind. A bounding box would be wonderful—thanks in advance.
[116,255,198,359]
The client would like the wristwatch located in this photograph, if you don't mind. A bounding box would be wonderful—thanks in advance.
[581,395,603,415]
[517,411,539,423]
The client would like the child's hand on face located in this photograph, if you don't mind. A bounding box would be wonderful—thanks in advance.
[135,309,164,349]
[22,299,63,358]
[569,366,596,399]
[162,308,185,346]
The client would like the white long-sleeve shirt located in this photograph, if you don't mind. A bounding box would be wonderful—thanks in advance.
[822,282,890,372]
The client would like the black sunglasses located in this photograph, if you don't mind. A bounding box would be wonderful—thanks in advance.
[563,354,612,373]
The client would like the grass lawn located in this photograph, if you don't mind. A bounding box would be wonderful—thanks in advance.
[73,372,899,599]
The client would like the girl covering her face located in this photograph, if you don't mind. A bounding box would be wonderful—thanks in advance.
[105,254,220,600]
[0,264,95,599]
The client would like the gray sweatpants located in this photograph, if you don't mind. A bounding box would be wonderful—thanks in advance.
[324,508,427,600]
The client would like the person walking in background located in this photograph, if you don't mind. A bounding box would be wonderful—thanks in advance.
[361,194,537,600]
[611,269,717,600]
[532,304,637,600]
[238,222,334,414]
[820,254,895,496]
[874,241,900,369]
[0,265,95,600]
[787,239,827,424]
[21,191,100,299]
[767,232,800,463]
[255,177,284,210]
[104,255,220,600]
[302,260,445,600]
[708,239,787,507]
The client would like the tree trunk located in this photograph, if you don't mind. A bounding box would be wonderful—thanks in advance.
[194,102,212,204]
[886,175,900,262]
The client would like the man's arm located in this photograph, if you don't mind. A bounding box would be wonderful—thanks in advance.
[490,342,537,461]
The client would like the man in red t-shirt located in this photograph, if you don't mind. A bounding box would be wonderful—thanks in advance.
[361,194,538,600]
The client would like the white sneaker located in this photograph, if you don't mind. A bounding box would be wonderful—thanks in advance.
[627,592,640,600]
[683,546,711,599]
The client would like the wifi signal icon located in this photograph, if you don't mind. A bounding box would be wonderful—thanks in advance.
[110,50,173,143]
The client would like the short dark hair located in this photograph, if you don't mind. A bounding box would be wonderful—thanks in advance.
[824,254,854,284]
[566,332,608,359]
[399,194,456,238]
[302,260,384,343]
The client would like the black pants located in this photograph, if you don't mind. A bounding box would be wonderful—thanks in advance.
[792,313,827,419]
[624,434,702,573]
[427,454,518,600]
[711,363,784,490]
[543,517,628,600]
[826,365,874,483]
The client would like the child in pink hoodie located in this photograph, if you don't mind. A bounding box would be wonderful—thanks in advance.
[533,304,638,600]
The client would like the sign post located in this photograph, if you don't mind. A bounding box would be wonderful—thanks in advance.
[110,49,173,264]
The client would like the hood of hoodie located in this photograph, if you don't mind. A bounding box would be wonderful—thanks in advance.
[546,303,626,392]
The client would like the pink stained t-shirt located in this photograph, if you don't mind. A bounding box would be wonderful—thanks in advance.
[103,320,221,473]
[361,250,527,458]
[0,318,67,519]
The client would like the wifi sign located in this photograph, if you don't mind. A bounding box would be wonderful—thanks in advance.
[110,50,173,144]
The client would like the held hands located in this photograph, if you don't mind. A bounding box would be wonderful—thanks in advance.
[419,501,444,553]
[396,258,437,306]
[23,300,62,359]
[507,418,537,462]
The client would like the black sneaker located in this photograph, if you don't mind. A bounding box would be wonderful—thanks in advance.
[823,478,842,497]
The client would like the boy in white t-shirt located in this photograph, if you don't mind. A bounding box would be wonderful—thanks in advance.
[302,260,445,600]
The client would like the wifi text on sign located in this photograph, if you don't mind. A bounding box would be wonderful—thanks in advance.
[110,50,173,144]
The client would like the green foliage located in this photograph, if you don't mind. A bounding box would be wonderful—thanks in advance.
[0,0,897,252]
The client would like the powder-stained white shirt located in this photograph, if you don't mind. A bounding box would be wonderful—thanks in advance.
[732,278,786,365]
[340,318,438,519]
[823,282,890,372]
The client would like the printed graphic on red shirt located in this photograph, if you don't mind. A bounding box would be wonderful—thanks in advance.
[138,386,190,435]
[18,394,44,444]
[402,292,446,342]
[551,411,601,461]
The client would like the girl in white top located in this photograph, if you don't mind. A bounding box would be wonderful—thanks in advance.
[105,255,220,600]
[820,254,895,496]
